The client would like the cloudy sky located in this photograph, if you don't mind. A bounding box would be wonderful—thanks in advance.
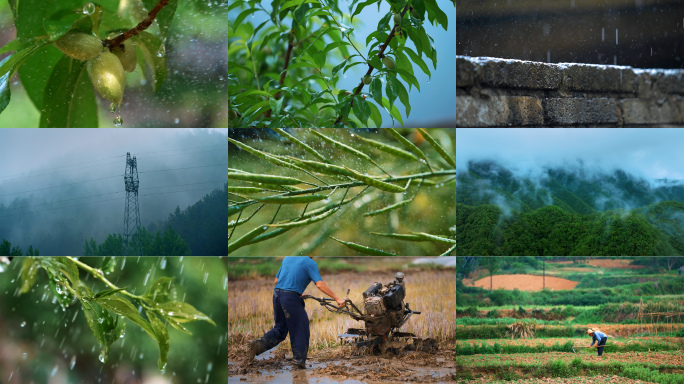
[456,128,684,181]
[0,128,227,255]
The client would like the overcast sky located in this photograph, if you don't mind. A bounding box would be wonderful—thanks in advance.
[0,128,227,254]
[456,128,684,181]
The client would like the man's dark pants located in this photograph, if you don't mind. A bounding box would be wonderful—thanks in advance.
[597,336,607,356]
[260,289,310,365]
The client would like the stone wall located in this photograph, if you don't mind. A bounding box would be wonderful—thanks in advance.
[457,56,684,127]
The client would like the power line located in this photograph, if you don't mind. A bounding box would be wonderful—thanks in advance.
[0,184,226,219]
[1,163,227,197]
[0,145,226,181]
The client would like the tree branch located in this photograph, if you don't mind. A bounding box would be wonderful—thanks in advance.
[333,3,411,126]
[266,41,294,118]
[103,0,170,49]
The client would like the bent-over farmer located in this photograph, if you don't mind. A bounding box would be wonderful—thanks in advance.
[587,328,607,357]
[247,257,346,369]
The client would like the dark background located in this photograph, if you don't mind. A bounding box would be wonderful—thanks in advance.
[457,0,684,68]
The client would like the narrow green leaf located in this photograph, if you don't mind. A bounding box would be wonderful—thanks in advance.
[134,31,168,92]
[269,97,284,118]
[411,232,457,244]
[268,206,339,228]
[0,39,51,114]
[282,156,356,178]
[228,138,320,178]
[404,46,431,81]
[385,128,430,168]
[228,186,265,194]
[418,128,456,168]
[387,74,410,117]
[342,166,406,193]
[270,128,329,163]
[228,217,251,228]
[363,200,411,216]
[39,55,98,128]
[369,232,425,241]
[145,309,170,371]
[156,301,216,326]
[228,172,305,185]
[228,225,269,253]
[330,237,395,256]
[424,0,449,30]
[370,77,383,107]
[249,194,328,204]
[228,202,252,217]
[352,0,380,22]
[0,39,27,55]
[246,227,293,245]
[385,74,398,110]
[439,244,457,256]
[308,129,373,162]
[355,135,419,162]
[331,57,348,77]
[80,299,111,357]
[368,100,382,127]
[352,95,371,126]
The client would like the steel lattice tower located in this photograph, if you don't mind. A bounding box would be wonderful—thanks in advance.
[123,152,142,256]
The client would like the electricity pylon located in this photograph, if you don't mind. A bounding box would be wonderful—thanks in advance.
[123,152,142,256]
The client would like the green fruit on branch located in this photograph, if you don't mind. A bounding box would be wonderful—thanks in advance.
[382,57,396,71]
[229,110,238,120]
[393,13,402,25]
[111,44,137,72]
[363,75,372,85]
[54,32,103,61]
[87,51,126,106]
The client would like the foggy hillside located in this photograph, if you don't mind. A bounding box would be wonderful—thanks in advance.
[0,129,227,255]
[456,160,684,256]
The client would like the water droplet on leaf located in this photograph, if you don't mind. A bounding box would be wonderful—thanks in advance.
[83,2,96,15]
[113,115,123,126]
[20,321,26,327]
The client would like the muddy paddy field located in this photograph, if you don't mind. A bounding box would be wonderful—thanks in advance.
[228,266,456,383]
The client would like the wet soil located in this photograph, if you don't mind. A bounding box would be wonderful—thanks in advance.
[229,341,456,383]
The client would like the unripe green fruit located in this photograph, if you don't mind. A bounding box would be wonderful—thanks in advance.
[382,57,396,71]
[111,44,137,72]
[55,32,103,61]
[363,75,372,85]
[229,110,238,120]
[87,51,126,106]
[393,13,401,25]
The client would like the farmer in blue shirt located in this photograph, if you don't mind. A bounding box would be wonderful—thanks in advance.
[587,328,608,357]
[247,257,346,369]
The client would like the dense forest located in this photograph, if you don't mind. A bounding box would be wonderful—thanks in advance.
[457,161,684,256]
[87,183,228,256]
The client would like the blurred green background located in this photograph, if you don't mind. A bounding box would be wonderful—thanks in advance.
[228,128,456,256]
[0,0,228,128]
[0,256,228,384]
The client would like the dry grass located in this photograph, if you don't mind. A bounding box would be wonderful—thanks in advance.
[228,269,455,352]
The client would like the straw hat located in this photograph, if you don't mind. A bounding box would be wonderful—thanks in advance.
[587,329,594,334]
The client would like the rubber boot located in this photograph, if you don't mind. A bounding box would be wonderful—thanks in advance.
[246,338,267,362]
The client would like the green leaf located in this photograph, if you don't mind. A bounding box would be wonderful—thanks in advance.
[370,232,425,241]
[0,39,27,55]
[385,73,398,110]
[141,0,179,41]
[269,97,284,118]
[93,287,127,299]
[411,232,457,244]
[19,257,39,294]
[99,256,117,274]
[370,77,382,106]
[0,39,51,114]
[352,95,370,126]
[39,55,98,128]
[270,128,329,163]
[368,55,382,71]
[368,100,382,127]
[95,296,158,342]
[418,128,456,168]
[43,13,89,41]
[386,128,429,166]
[331,57,349,77]
[228,225,269,253]
[404,46,431,81]
[381,97,403,126]
[280,0,318,12]
[364,200,411,216]
[352,0,381,22]
[356,134,419,161]
[133,31,168,92]
[80,298,113,359]
[308,129,373,162]
[424,0,448,30]
[342,166,406,193]
[330,237,396,256]
[156,301,216,326]
[145,309,170,371]
[387,74,410,117]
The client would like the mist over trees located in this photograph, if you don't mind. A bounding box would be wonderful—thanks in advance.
[457,160,684,256]
[0,130,227,255]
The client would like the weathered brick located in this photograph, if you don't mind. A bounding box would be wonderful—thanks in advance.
[479,58,562,90]
[457,57,475,88]
[656,71,684,94]
[543,98,619,125]
[563,63,636,93]
[457,95,542,127]
[622,98,684,124]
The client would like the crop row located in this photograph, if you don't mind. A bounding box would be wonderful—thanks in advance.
[456,352,684,384]
[456,323,684,339]
[457,339,683,355]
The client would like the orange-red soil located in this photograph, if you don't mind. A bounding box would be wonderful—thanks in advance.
[472,274,579,291]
